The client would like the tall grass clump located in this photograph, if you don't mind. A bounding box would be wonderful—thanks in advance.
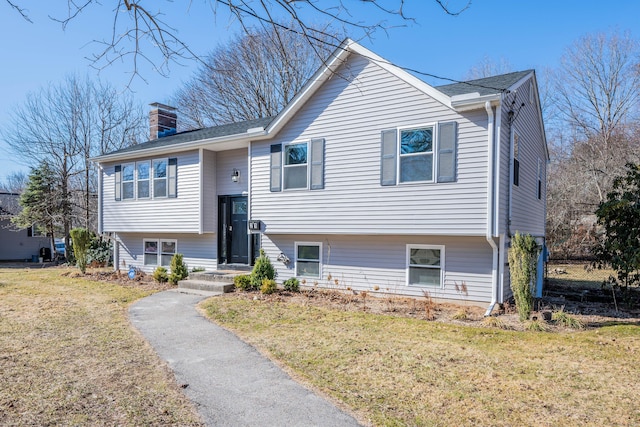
[508,232,539,321]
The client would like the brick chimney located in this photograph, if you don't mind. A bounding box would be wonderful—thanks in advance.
[149,103,177,140]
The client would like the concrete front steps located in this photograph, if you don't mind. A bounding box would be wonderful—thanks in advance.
[178,270,247,294]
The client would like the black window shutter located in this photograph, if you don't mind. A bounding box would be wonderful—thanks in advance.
[437,121,457,182]
[514,159,520,187]
[27,226,33,237]
[168,158,178,198]
[380,130,397,186]
[114,165,122,201]
[270,144,282,192]
[309,138,325,190]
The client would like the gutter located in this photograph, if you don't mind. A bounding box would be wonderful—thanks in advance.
[484,101,499,317]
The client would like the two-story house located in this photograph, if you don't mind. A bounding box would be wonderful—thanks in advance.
[92,39,548,311]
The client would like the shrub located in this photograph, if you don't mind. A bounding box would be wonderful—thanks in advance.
[153,266,168,283]
[283,277,300,292]
[70,228,91,274]
[169,253,189,285]
[251,249,275,289]
[87,236,111,266]
[508,232,539,322]
[260,278,278,294]
[191,266,206,273]
[234,274,253,291]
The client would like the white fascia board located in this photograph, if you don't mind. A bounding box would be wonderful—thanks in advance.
[451,94,501,111]
[90,129,268,164]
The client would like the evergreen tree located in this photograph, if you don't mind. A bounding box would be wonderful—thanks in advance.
[12,163,62,251]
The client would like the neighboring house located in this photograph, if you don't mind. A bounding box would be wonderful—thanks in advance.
[92,40,548,310]
[0,192,51,261]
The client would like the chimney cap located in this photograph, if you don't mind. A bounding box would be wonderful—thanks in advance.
[149,102,176,111]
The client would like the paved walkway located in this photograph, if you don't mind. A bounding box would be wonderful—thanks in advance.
[129,290,362,427]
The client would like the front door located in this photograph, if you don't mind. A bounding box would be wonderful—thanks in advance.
[218,195,248,265]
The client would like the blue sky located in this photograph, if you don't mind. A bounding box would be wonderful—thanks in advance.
[1,0,639,181]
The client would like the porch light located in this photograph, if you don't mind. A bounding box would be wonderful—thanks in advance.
[232,168,240,182]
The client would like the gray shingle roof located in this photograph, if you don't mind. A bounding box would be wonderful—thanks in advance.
[436,70,533,97]
[105,116,275,157]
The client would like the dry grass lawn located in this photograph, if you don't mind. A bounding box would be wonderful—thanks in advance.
[202,293,640,427]
[0,266,203,426]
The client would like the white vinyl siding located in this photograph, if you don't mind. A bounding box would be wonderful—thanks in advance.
[216,148,248,196]
[102,150,200,233]
[251,54,489,236]
[116,232,217,273]
[505,78,547,237]
[261,234,494,303]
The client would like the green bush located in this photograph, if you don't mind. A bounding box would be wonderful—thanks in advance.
[250,249,275,289]
[283,277,300,292]
[169,253,189,285]
[191,266,206,273]
[153,266,168,283]
[70,228,91,274]
[508,232,539,322]
[233,274,253,291]
[260,278,278,294]
[87,236,111,266]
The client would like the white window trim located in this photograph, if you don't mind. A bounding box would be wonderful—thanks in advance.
[406,244,445,288]
[143,238,178,268]
[121,162,136,200]
[295,241,322,279]
[152,158,169,198]
[397,123,437,184]
[283,141,309,191]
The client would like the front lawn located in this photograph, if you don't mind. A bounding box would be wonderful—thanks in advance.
[0,266,203,426]
[202,292,640,426]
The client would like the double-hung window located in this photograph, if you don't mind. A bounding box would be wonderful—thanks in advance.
[295,242,322,278]
[400,126,434,183]
[407,245,444,287]
[137,161,150,199]
[283,142,308,190]
[153,159,168,198]
[381,122,457,186]
[122,163,135,200]
[144,239,177,267]
[270,139,324,192]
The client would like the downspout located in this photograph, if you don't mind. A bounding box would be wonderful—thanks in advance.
[484,101,499,316]
[97,163,103,235]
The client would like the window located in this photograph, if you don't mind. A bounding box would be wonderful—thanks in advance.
[381,122,457,186]
[295,242,321,278]
[270,139,324,192]
[283,142,308,190]
[153,159,168,198]
[137,161,150,199]
[537,158,543,200]
[122,163,135,199]
[513,133,520,187]
[407,245,444,287]
[115,158,176,201]
[144,239,177,267]
[400,126,434,183]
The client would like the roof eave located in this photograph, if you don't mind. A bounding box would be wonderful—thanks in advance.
[91,129,269,163]
[451,93,501,111]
